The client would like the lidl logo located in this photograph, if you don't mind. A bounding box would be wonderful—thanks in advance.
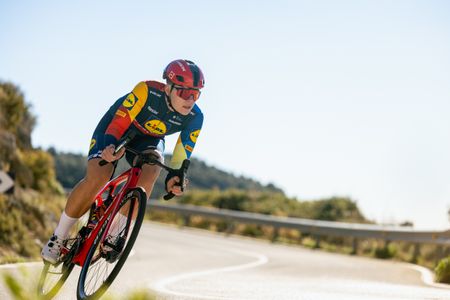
[123,94,136,108]
[89,139,96,151]
[190,130,200,143]
[144,120,167,135]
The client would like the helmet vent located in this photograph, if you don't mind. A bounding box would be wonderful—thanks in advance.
[176,75,184,82]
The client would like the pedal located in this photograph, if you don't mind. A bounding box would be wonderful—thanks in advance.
[102,236,126,263]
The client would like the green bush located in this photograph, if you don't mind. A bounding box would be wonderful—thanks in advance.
[435,256,450,283]
[374,244,397,259]
[0,191,65,260]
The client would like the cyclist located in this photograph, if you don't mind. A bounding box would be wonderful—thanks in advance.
[41,59,205,264]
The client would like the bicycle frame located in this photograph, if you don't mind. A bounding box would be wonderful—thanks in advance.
[71,165,143,267]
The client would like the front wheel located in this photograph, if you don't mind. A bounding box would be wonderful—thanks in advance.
[37,237,79,299]
[76,188,147,300]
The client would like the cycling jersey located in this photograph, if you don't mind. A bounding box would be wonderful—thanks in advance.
[88,81,203,168]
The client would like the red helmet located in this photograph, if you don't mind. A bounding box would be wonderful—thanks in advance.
[163,59,205,89]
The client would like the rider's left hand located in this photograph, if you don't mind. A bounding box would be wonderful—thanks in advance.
[166,176,188,196]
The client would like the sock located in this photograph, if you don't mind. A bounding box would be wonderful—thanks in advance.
[54,211,79,239]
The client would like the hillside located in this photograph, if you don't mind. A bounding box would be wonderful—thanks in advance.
[0,81,65,262]
[49,150,284,198]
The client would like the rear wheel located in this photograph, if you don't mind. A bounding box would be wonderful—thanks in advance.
[76,188,147,300]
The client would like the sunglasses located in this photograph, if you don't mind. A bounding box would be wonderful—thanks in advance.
[172,85,201,101]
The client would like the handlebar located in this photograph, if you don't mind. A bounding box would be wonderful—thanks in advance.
[98,135,190,200]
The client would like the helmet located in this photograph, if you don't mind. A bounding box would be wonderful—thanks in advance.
[163,59,205,89]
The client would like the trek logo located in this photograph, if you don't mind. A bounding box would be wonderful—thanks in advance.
[123,93,136,109]
[144,120,167,135]
[176,61,186,71]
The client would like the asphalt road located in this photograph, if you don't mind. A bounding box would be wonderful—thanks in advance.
[1,222,449,299]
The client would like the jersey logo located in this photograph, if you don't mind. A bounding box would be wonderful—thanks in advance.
[89,139,96,151]
[190,130,200,143]
[115,110,126,118]
[144,120,167,135]
[123,93,136,108]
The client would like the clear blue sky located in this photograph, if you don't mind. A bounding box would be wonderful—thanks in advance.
[1,0,450,229]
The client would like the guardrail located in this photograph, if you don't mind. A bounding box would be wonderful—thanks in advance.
[148,201,450,260]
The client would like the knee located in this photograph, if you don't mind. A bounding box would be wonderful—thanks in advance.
[143,165,161,181]
[82,176,108,191]
[83,171,110,190]
[83,159,113,190]
[138,165,161,188]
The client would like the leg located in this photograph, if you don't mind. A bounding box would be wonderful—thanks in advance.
[136,163,162,199]
[118,150,162,219]
[108,154,161,240]
[42,158,114,263]
[65,158,115,218]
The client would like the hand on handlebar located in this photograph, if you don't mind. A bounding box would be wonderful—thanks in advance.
[166,176,189,196]
[101,144,126,162]
[164,160,190,200]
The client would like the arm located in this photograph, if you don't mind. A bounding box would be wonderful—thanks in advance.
[165,111,204,195]
[170,112,204,169]
[103,81,149,147]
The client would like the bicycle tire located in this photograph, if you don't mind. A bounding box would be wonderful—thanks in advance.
[76,187,147,300]
[37,251,76,299]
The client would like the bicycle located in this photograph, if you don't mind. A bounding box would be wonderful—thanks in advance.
[37,136,189,300]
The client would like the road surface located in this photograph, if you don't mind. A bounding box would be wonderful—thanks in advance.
[1,222,449,299]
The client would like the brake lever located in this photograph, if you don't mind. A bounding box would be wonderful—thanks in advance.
[98,134,134,166]
[163,159,190,200]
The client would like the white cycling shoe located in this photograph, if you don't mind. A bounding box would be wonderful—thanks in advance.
[41,234,64,264]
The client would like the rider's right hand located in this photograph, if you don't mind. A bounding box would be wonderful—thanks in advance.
[101,144,126,162]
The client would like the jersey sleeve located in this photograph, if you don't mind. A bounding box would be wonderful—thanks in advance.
[104,81,149,146]
[170,112,204,169]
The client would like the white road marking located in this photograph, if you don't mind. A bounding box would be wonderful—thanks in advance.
[150,249,269,299]
[407,264,450,289]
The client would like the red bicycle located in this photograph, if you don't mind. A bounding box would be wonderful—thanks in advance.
[37,136,189,300]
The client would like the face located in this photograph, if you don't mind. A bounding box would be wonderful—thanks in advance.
[165,84,200,115]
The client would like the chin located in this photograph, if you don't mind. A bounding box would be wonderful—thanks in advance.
[179,108,192,115]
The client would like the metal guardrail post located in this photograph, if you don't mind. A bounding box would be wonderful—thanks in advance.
[181,214,190,227]
[226,221,235,236]
[412,243,420,263]
[314,235,321,249]
[272,227,280,243]
[352,238,358,255]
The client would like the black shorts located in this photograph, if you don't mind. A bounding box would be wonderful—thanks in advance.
[87,112,165,164]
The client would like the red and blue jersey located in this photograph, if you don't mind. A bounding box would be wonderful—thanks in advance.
[90,81,203,168]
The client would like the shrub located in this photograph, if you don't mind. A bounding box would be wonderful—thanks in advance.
[435,256,450,283]
[374,243,397,259]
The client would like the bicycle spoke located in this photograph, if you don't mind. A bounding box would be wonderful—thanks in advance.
[78,189,146,299]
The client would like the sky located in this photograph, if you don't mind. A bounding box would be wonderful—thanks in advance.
[1,0,450,229]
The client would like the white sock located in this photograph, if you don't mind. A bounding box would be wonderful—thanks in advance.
[108,213,129,236]
[54,211,79,239]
